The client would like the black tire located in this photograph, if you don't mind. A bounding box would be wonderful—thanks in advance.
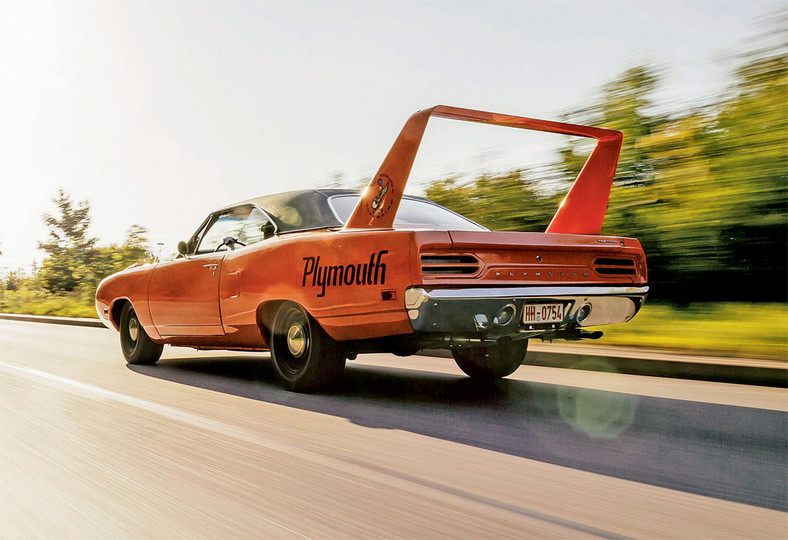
[119,302,163,365]
[270,302,346,392]
[452,338,528,379]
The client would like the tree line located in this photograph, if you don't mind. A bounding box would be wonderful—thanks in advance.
[427,37,786,302]
[0,190,151,316]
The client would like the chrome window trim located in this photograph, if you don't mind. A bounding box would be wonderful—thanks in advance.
[277,226,335,235]
[185,215,213,257]
[326,194,488,231]
[189,203,279,257]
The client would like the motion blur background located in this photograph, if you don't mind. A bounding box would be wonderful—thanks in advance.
[0,0,785,358]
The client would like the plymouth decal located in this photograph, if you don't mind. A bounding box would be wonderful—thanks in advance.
[302,250,389,297]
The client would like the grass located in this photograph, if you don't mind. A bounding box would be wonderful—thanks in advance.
[5,297,98,318]
[589,302,788,360]
[0,286,98,319]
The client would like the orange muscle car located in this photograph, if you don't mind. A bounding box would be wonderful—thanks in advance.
[96,105,648,392]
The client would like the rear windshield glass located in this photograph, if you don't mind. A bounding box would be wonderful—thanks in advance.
[328,195,486,231]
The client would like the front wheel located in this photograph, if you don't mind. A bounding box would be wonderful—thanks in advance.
[452,338,528,379]
[119,303,163,365]
[270,302,346,392]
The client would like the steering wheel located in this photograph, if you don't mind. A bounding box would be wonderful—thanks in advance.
[213,237,246,252]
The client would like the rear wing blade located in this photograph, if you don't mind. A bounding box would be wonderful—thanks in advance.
[343,105,622,235]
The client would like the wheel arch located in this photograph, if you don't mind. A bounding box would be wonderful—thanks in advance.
[256,299,287,346]
[256,299,340,349]
[110,298,131,330]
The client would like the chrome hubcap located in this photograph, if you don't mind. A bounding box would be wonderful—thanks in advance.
[128,318,139,342]
[286,323,306,357]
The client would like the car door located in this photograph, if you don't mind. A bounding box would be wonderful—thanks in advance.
[148,206,252,336]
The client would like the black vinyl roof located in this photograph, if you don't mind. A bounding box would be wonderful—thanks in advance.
[220,188,466,234]
[239,189,349,232]
[233,189,429,233]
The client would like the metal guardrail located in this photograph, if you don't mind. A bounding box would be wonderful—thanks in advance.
[0,312,106,328]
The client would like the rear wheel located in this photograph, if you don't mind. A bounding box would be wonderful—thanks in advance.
[270,302,346,392]
[452,338,527,379]
[119,302,163,365]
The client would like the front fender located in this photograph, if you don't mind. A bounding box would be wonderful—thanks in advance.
[95,264,160,340]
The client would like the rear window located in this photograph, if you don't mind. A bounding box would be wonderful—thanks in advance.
[329,195,486,231]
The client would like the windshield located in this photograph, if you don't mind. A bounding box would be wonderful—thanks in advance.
[328,195,486,231]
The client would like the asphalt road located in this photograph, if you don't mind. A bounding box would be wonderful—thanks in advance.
[1,320,785,538]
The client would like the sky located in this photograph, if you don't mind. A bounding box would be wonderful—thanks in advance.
[0,0,782,269]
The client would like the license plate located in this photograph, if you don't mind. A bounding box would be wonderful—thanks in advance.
[522,303,565,324]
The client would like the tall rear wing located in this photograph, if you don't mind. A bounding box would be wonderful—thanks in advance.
[343,105,623,235]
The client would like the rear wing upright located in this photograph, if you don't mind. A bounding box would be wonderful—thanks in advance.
[343,105,623,235]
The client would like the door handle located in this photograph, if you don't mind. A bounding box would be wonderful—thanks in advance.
[203,263,218,276]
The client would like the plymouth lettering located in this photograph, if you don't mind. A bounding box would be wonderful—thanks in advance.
[302,250,389,297]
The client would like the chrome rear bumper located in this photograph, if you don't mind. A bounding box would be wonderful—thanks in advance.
[404,285,648,338]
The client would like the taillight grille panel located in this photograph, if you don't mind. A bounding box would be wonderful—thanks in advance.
[594,257,637,276]
[421,254,480,275]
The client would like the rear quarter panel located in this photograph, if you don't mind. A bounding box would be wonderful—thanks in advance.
[219,229,450,344]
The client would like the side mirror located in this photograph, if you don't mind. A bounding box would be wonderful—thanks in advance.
[261,222,276,239]
[177,241,188,256]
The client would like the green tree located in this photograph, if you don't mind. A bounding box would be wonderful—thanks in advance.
[91,225,153,282]
[426,170,558,232]
[707,41,788,295]
[560,66,662,187]
[3,269,26,291]
[426,44,786,302]
[557,49,786,301]
[603,113,720,295]
[37,190,98,292]
[37,191,152,293]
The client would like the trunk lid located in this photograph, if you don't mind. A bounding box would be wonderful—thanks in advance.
[417,230,647,286]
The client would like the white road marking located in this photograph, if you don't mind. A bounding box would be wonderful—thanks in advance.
[0,361,314,539]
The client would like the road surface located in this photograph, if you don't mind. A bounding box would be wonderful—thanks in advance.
[1,319,785,538]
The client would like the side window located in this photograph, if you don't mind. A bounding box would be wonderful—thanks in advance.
[196,206,252,254]
[238,207,274,246]
[186,216,211,255]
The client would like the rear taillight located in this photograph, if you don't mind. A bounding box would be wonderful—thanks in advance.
[594,257,637,276]
[421,254,480,275]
